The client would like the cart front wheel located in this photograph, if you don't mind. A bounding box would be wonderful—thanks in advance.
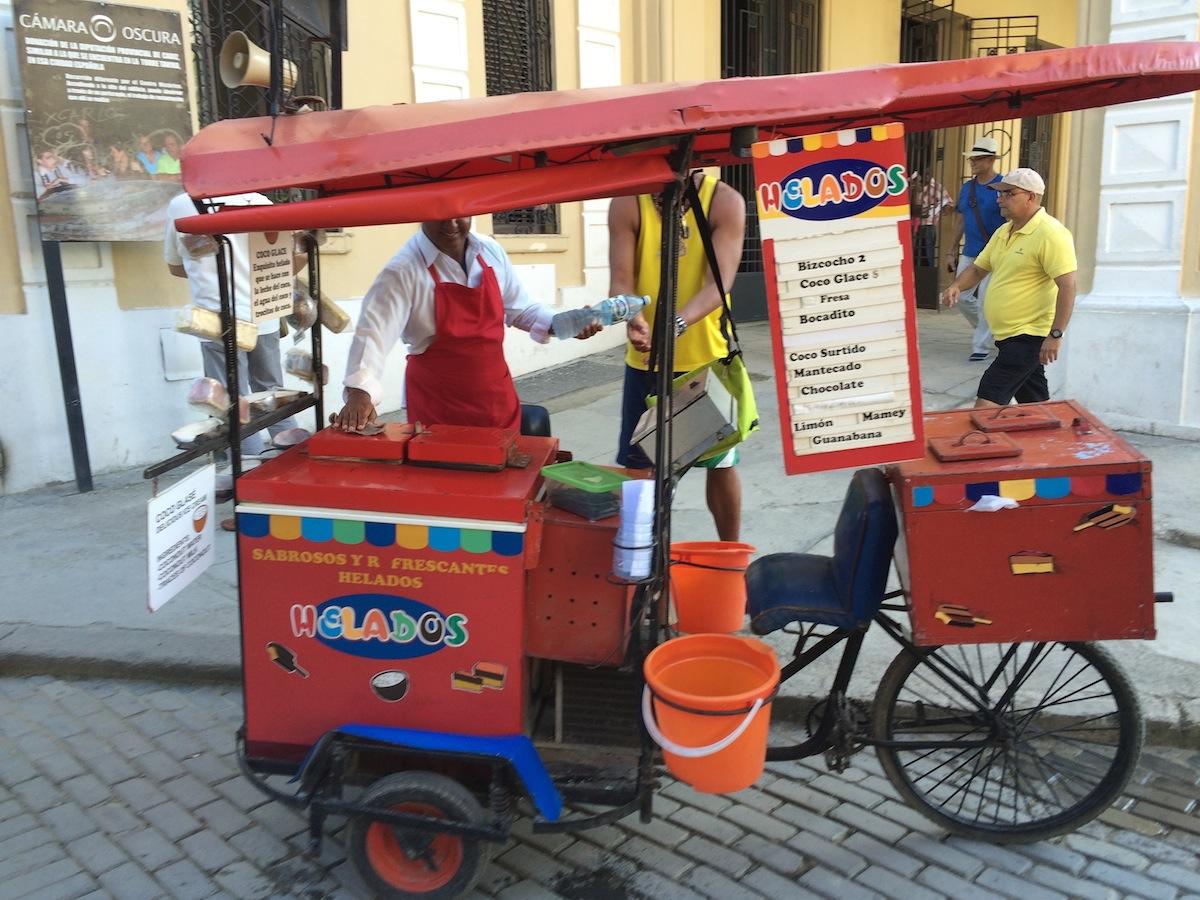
[872,641,1142,843]
[347,772,490,899]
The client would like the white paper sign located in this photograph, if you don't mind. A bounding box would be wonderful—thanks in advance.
[248,231,294,322]
[148,464,216,611]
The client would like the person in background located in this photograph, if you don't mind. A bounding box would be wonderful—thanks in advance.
[909,170,953,269]
[136,134,160,175]
[164,193,306,528]
[34,149,73,199]
[943,136,1006,361]
[334,218,598,432]
[608,170,747,542]
[108,143,146,178]
[941,168,1077,408]
[155,133,183,181]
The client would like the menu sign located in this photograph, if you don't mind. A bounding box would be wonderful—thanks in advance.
[752,123,924,476]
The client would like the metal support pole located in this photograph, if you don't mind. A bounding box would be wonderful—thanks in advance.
[215,236,242,485]
[305,233,325,429]
[41,240,93,493]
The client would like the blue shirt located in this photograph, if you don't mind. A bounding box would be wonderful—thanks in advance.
[955,174,1005,257]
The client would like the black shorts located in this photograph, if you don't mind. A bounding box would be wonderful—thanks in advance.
[976,333,1049,405]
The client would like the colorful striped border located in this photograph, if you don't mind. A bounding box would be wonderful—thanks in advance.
[752,124,905,159]
[912,473,1143,508]
[237,513,524,556]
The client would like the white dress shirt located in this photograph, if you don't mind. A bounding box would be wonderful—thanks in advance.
[344,229,553,407]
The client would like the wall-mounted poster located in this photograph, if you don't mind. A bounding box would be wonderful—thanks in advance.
[752,123,925,476]
[15,0,193,241]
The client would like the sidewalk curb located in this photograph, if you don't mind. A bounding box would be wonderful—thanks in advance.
[3,624,1196,747]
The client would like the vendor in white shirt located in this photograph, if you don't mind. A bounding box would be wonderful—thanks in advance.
[334,218,597,432]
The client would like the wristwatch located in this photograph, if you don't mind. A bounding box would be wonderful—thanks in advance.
[674,315,688,338]
[1049,328,1064,339]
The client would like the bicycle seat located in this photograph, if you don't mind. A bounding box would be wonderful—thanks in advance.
[520,404,552,437]
[746,468,897,633]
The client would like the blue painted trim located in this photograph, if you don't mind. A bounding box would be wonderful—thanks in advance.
[240,512,270,537]
[337,724,562,821]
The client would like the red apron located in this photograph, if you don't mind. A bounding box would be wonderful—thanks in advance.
[404,258,522,430]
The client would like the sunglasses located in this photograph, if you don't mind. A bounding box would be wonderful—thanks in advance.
[995,188,1030,199]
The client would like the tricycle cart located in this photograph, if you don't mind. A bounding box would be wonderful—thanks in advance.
[149,41,1200,898]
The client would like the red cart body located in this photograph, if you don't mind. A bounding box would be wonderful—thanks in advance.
[234,436,557,761]
[890,401,1154,646]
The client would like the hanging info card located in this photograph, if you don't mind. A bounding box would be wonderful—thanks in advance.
[752,123,924,476]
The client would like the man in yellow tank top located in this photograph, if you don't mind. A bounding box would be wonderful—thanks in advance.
[608,172,747,541]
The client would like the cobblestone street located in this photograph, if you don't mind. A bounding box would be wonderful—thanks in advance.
[1,675,1198,899]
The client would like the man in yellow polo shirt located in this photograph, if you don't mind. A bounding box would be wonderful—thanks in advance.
[608,172,747,541]
[941,168,1077,407]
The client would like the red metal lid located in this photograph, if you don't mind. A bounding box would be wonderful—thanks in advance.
[307,423,413,461]
[237,435,558,522]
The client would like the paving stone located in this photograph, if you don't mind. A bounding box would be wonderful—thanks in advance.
[181,754,238,787]
[157,857,219,900]
[855,864,943,900]
[725,786,783,814]
[798,865,885,900]
[614,836,693,880]
[898,833,985,879]
[495,879,564,899]
[1099,806,1168,836]
[1147,862,1200,892]
[161,775,220,811]
[762,778,841,815]
[741,867,823,900]
[496,844,568,883]
[807,775,887,810]
[179,831,241,874]
[722,802,798,842]
[247,801,306,842]
[32,750,87,783]
[142,801,204,843]
[18,870,99,900]
[1131,802,1200,836]
[616,809,690,848]
[916,864,1004,900]
[773,800,852,841]
[1015,840,1087,875]
[192,799,252,836]
[1110,830,1200,866]
[60,774,111,810]
[555,838,612,871]
[786,831,867,878]
[1084,860,1179,900]
[39,713,88,740]
[0,812,40,845]
[0,829,62,879]
[109,731,156,760]
[124,826,185,871]
[830,804,909,844]
[1124,781,1198,813]
[1028,864,1121,900]
[114,778,173,815]
[668,804,746,844]
[0,749,38,787]
[733,833,806,876]
[212,776,269,811]
[945,837,1033,876]
[977,866,1068,900]
[213,861,275,900]
[90,802,142,836]
[842,833,923,879]
[227,826,291,868]
[82,748,138,786]
[1065,832,1151,870]
[676,834,753,878]
[12,776,68,813]
[68,830,129,875]
[680,864,764,900]
[660,780,732,816]
[0,859,90,900]
[39,801,98,844]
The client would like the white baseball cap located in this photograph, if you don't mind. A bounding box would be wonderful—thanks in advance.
[963,137,999,158]
[988,168,1046,195]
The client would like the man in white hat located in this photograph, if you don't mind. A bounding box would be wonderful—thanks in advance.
[940,168,1077,408]
[943,136,1005,361]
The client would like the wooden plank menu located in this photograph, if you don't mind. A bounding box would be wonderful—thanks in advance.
[752,123,925,476]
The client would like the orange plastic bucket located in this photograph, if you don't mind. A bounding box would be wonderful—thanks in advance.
[669,541,756,633]
[642,634,780,794]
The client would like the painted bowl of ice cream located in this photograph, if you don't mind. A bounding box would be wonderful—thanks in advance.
[371,670,409,702]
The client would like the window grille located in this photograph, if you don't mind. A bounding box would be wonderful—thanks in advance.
[720,0,820,274]
[483,0,558,234]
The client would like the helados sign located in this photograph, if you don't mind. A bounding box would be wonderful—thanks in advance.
[290,593,469,660]
[759,158,908,222]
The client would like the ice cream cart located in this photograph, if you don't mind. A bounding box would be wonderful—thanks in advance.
[148,39,1200,899]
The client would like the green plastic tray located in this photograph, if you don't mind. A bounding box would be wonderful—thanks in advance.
[540,460,631,493]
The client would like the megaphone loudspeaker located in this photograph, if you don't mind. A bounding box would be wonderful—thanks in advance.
[219,31,297,91]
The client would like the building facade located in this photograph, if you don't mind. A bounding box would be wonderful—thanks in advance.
[0,0,1192,494]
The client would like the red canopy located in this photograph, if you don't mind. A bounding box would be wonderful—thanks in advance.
[178,42,1200,235]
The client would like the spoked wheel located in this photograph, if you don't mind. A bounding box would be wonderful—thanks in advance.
[872,641,1142,843]
[346,772,491,899]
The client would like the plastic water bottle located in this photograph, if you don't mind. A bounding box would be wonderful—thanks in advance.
[553,294,650,340]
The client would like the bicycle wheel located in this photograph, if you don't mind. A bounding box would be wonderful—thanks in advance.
[872,641,1142,843]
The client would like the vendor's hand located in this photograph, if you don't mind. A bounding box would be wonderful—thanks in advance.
[940,284,961,309]
[575,322,602,340]
[627,313,651,353]
[1040,336,1062,365]
[333,388,377,431]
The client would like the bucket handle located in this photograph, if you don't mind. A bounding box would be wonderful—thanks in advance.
[641,687,764,759]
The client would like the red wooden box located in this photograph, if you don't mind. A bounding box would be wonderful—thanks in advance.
[889,401,1155,646]
[525,504,633,667]
[234,434,557,761]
